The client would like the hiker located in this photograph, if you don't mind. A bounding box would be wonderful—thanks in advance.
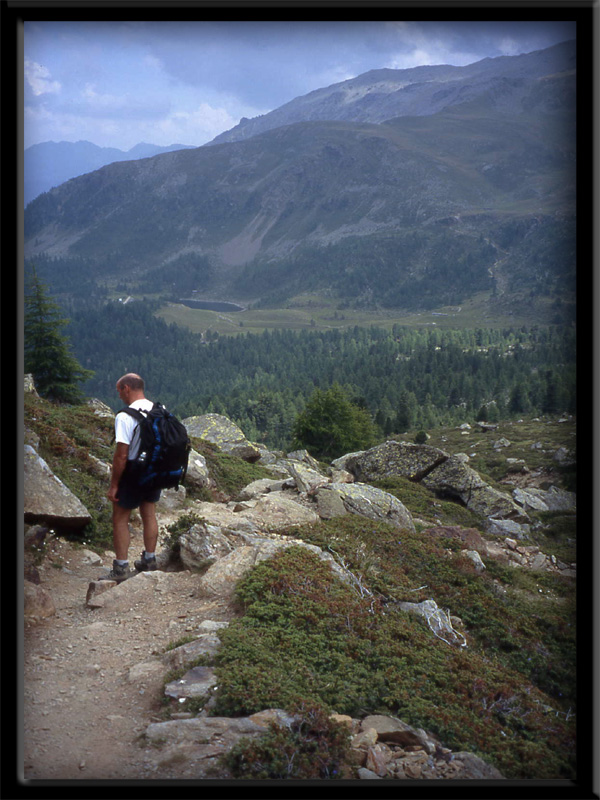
[101,372,159,582]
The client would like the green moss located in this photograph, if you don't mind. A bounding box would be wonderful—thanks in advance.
[191,437,273,499]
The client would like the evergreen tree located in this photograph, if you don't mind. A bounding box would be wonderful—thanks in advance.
[24,267,94,403]
[292,383,377,459]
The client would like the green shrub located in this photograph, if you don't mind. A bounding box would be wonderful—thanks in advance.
[211,542,576,779]
[221,703,353,779]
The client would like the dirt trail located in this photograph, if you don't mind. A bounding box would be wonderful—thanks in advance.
[22,523,234,781]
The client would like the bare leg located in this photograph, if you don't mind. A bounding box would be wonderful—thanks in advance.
[139,501,159,554]
[112,504,132,561]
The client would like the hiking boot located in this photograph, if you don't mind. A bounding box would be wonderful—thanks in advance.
[98,560,133,584]
[134,551,157,573]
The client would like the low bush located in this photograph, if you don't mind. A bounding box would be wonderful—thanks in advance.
[211,542,576,779]
[221,703,353,779]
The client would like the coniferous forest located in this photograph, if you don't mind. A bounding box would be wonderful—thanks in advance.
[67,298,576,452]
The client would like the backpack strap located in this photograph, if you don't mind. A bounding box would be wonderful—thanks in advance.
[111,405,152,443]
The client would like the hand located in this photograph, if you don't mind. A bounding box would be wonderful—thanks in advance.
[107,485,120,503]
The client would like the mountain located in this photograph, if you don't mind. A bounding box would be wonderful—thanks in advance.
[23,43,577,315]
[208,40,575,145]
[24,140,197,207]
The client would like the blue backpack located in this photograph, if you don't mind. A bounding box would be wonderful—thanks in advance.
[119,403,191,491]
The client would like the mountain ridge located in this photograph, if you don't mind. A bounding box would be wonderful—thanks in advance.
[24,139,198,207]
[23,42,577,317]
[208,40,575,145]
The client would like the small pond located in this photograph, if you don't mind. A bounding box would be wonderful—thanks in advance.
[179,299,245,312]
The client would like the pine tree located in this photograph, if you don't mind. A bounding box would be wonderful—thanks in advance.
[292,383,377,459]
[24,267,94,403]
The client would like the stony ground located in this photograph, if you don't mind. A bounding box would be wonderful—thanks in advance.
[23,521,235,782]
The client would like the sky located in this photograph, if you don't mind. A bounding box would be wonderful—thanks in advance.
[23,19,577,152]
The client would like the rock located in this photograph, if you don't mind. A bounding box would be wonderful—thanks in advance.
[345,440,448,482]
[240,492,320,531]
[85,580,117,608]
[86,455,111,479]
[485,518,531,539]
[553,447,575,466]
[24,524,49,550]
[360,715,437,753]
[330,468,354,484]
[512,487,549,512]
[24,580,56,623]
[462,549,486,572]
[366,743,391,776]
[182,413,261,462]
[197,537,351,599]
[422,456,527,521]
[316,483,415,531]
[81,549,103,566]
[24,373,39,396]
[237,478,290,500]
[493,438,511,449]
[177,522,235,571]
[164,666,218,699]
[357,767,382,779]
[161,634,222,671]
[315,486,348,519]
[331,450,366,471]
[87,398,114,418]
[248,708,297,730]
[144,715,266,748]
[197,619,229,632]
[397,599,466,647]
[451,752,504,779]
[24,445,92,530]
[545,486,576,512]
[286,449,322,469]
[185,449,211,490]
[157,486,187,511]
[477,422,498,431]
[506,458,528,473]
[529,553,550,571]
[280,460,329,494]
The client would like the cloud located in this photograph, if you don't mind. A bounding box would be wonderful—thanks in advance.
[154,103,239,145]
[25,60,61,96]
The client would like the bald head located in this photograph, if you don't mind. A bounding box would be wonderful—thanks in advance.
[116,373,146,405]
[117,373,145,392]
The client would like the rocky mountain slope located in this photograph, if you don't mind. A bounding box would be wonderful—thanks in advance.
[24,140,197,207]
[23,42,576,314]
[209,40,575,145]
[22,377,578,782]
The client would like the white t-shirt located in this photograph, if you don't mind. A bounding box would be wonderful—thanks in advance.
[115,398,155,461]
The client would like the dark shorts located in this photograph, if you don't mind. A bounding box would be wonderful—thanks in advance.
[116,478,161,510]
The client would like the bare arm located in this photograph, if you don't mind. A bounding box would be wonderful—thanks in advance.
[107,442,129,503]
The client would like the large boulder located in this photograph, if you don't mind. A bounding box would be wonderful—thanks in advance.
[316,483,415,532]
[278,460,330,494]
[182,414,261,462]
[512,486,576,513]
[24,445,92,530]
[345,441,448,482]
[178,522,235,571]
[421,456,528,521]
